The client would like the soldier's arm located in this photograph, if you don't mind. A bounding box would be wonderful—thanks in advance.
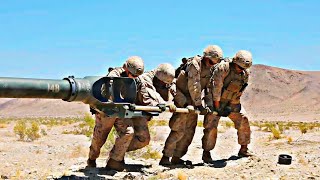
[211,63,229,107]
[107,68,122,77]
[187,62,202,106]
[139,81,166,106]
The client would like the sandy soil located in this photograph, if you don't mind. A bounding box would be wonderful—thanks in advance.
[1,118,319,180]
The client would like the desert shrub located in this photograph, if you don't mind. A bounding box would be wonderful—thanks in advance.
[197,120,203,127]
[225,121,234,128]
[265,122,275,132]
[278,123,284,133]
[62,113,95,137]
[148,119,168,127]
[41,129,47,136]
[270,127,281,139]
[127,145,161,160]
[298,123,308,134]
[13,120,41,141]
[0,123,7,128]
[287,136,293,144]
[13,121,27,140]
[25,121,41,141]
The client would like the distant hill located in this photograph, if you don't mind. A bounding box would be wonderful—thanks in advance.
[0,64,319,121]
[242,64,320,121]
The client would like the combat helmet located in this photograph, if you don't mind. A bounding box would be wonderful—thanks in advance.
[155,63,175,84]
[203,45,223,59]
[233,50,253,69]
[123,56,145,77]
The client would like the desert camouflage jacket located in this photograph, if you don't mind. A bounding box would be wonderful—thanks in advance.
[210,61,249,104]
[185,55,212,106]
[135,70,175,106]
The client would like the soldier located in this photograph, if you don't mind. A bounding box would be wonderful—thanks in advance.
[159,45,223,166]
[202,50,253,163]
[87,56,144,167]
[106,63,177,171]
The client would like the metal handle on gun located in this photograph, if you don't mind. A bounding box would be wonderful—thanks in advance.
[129,105,201,114]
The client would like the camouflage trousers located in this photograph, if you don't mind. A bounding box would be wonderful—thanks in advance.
[89,113,117,160]
[162,111,198,158]
[202,111,251,151]
[109,116,151,161]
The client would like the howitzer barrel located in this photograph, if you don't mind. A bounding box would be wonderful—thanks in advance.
[0,76,102,102]
[0,77,70,99]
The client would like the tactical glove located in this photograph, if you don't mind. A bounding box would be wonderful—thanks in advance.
[186,105,195,112]
[157,104,167,112]
[196,106,210,115]
[216,106,232,117]
[89,107,97,115]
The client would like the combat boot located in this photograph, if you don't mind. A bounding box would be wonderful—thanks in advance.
[106,158,125,171]
[86,158,96,167]
[159,155,171,166]
[238,145,253,157]
[171,156,192,165]
[202,151,213,163]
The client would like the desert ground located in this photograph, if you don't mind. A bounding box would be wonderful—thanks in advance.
[0,64,320,179]
[0,117,319,179]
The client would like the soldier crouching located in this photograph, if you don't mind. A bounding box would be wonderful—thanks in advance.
[202,50,253,163]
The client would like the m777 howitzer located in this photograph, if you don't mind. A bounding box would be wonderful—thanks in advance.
[0,76,198,118]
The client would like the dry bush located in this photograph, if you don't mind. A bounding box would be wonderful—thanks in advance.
[298,123,308,134]
[225,121,234,128]
[127,145,161,160]
[270,127,281,139]
[0,123,7,128]
[61,113,95,137]
[287,136,293,144]
[13,120,41,141]
[13,121,27,141]
[197,120,203,127]
[148,119,168,126]
[25,121,41,141]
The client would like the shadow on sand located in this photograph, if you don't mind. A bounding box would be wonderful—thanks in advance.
[56,163,152,180]
[56,156,244,179]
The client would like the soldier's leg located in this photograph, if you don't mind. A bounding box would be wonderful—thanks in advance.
[107,118,134,171]
[160,113,187,166]
[201,113,220,163]
[228,106,251,157]
[88,113,116,165]
[127,116,151,151]
[172,112,198,159]
[162,113,187,157]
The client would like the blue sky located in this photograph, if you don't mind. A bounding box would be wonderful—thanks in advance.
[0,0,319,79]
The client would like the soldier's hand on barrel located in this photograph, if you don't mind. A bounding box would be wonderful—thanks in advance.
[186,105,195,112]
[156,104,167,112]
[166,103,177,112]
[196,105,209,115]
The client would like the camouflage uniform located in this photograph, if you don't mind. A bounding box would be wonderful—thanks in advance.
[88,56,144,167]
[202,50,252,157]
[88,67,127,161]
[108,63,176,163]
[162,55,213,158]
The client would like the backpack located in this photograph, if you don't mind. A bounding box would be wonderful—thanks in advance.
[175,57,195,78]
